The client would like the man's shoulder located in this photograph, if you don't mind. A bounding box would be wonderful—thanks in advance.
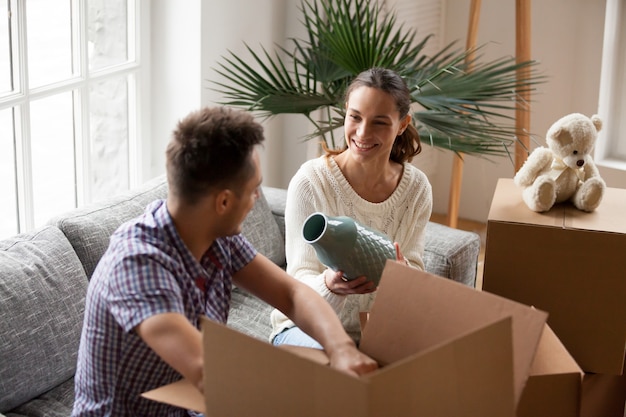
[112,200,168,243]
[98,203,176,271]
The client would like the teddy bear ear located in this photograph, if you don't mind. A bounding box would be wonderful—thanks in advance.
[591,114,602,132]
[552,127,573,146]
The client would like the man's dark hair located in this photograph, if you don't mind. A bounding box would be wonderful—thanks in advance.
[166,107,264,204]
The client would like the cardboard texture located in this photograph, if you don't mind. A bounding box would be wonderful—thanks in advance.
[142,379,203,413]
[517,323,583,417]
[200,314,515,417]
[143,261,549,417]
[580,373,626,417]
[483,178,626,375]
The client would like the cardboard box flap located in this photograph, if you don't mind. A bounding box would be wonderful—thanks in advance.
[489,178,626,234]
[201,317,363,417]
[516,323,584,417]
[142,379,204,413]
[363,317,516,417]
[530,323,582,376]
[277,344,330,366]
[361,261,548,406]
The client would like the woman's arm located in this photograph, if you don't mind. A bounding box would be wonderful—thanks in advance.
[392,168,432,271]
[284,168,350,312]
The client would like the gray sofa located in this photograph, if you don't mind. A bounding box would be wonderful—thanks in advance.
[0,175,480,416]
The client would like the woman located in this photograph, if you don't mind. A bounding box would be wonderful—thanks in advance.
[270,68,433,348]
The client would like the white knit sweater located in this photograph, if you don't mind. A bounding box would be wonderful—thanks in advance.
[270,155,433,343]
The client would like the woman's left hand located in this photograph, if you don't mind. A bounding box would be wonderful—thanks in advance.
[324,268,376,295]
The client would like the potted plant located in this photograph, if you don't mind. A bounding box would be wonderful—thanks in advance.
[210,0,544,158]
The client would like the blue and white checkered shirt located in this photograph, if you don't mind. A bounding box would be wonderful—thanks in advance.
[72,199,256,416]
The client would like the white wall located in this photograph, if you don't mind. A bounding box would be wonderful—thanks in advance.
[150,0,625,222]
[149,1,202,176]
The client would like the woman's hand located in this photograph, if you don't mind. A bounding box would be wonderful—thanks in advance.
[394,242,410,267]
[323,268,376,295]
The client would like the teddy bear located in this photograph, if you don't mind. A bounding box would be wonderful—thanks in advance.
[514,112,606,212]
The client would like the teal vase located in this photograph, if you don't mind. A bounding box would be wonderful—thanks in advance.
[302,212,396,287]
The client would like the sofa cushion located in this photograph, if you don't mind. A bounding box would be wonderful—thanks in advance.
[4,377,74,417]
[0,227,87,413]
[50,176,286,279]
[48,176,168,279]
[227,287,273,341]
[241,190,286,267]
[261,186,287,241]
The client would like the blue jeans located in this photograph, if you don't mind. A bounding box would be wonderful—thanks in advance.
[272,327,323,350]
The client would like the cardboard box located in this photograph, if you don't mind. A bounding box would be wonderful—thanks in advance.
[483,178,626,375]
[143,262,548,417]
[517,323,583,417]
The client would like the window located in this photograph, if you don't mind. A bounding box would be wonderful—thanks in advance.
[0,0,143,238]
[596,0,626,169]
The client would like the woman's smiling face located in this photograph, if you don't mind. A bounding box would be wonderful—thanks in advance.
[344,85,408,162]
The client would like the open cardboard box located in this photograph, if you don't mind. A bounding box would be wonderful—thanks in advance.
[483,178,626,375]
[143,261,548,417]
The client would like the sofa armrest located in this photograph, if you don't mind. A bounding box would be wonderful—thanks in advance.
[423,222,480,288]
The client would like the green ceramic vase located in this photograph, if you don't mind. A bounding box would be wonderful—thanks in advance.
[302,212,396,287]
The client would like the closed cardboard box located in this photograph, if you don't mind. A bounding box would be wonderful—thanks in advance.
[144,262,548,416]
[483,178,626,375]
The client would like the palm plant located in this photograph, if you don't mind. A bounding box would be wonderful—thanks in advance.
[210,0,545,158]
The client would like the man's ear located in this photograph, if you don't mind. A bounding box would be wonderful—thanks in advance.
[214,189,234,215]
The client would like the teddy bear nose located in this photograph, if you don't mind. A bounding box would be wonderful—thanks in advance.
[577,160,585,167]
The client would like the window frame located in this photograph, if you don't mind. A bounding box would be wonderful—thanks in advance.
[596,0,626,171]
[0,0,148,235]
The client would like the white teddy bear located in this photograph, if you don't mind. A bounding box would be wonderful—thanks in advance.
[514,113,606,212]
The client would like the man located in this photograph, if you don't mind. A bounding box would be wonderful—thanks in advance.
[72,107,377,416]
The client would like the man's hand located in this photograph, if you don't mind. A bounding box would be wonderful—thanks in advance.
[326,341,378,377]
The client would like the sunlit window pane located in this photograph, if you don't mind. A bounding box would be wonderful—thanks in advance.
[30,93,76,227]
[26,0,73,88]
[1,0,140,238]
[88,0,129,71]
[89,76,129,201]
[0,0,16,95]
[0,108,18,237]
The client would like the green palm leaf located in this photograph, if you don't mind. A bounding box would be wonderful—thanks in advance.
[208,0,546,158]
